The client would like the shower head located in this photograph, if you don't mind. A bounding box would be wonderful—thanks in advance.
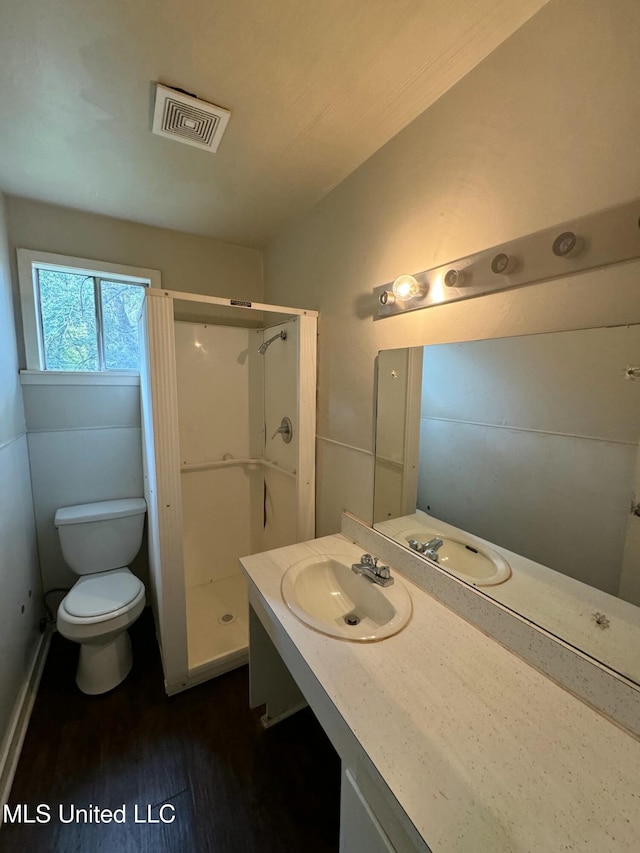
[258,330,287,354]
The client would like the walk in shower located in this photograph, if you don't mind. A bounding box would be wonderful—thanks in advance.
[140,290,317,694]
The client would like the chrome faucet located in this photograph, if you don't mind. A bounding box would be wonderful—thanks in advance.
[424,537,444,562]
[408,537,444,563]
[351,554,394,587]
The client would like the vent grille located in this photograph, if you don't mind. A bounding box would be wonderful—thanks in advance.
[152,84,230,152]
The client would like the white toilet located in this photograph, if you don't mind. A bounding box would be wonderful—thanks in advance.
[55,498,147,695]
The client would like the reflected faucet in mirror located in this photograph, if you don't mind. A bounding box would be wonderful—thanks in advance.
[409,538,443,562]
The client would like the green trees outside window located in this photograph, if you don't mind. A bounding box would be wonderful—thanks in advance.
[37,269,145,371]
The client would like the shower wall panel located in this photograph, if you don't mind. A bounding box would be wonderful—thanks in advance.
[174,323,251,463]
[174,322,259,590]
[263,468,297,552]
[181,468,257,587]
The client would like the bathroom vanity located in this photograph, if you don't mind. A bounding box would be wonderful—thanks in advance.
[240,530,640,853]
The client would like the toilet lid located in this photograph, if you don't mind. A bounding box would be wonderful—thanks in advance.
[65,569,142,618]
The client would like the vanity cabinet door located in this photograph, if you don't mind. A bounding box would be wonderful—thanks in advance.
[340,768,395,853]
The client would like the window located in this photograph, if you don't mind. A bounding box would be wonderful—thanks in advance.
[17,250,161,373]
[36,270,145,371]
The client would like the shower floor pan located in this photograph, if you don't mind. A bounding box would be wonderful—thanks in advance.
[186,574,249,678]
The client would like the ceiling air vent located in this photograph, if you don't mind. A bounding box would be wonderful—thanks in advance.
[152,83,230,152]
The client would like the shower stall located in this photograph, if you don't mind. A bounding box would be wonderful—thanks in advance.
[139,289,317,694]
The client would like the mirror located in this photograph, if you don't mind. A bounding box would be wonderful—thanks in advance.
[373,325,640,686]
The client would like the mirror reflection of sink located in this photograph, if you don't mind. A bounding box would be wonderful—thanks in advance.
[401,528,511,586]
[281,554,412,641]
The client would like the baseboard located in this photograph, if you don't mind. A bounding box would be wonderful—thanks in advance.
[0,629,51,814]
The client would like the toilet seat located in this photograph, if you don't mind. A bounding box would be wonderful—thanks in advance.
[62,568,144,624]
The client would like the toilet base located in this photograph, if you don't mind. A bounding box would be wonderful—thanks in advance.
[76,630,133,695]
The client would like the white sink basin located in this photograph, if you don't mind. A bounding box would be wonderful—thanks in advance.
[401,528,511,586]
[281,553,412,641]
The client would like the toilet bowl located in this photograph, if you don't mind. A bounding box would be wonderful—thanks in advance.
[55,498,147,695]
[57,568,146,694]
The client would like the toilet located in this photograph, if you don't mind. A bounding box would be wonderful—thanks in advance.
[54,498,147,695]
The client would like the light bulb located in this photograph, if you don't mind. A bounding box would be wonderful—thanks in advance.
[392,274,421,301]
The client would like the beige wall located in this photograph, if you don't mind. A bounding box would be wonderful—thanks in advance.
[0,191,41,787]
[6,195,263,366]
[264,0,640,535]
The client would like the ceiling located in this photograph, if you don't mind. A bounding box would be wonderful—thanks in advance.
[0,0,549,247]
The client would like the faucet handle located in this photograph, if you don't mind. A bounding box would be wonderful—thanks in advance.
[408,539,424,553]
[359,553,375,567]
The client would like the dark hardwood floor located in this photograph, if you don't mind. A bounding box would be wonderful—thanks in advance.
[2,610,340,853]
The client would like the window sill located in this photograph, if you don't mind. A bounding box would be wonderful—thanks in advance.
[19,370,140,386]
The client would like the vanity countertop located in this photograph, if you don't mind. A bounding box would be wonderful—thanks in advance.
[240,533,640,853]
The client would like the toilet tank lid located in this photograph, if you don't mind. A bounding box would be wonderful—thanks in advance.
[55,498,147,527]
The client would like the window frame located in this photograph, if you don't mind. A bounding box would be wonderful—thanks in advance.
[17,249,161,373]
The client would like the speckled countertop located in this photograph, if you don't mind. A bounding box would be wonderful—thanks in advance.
[240,533,640,853]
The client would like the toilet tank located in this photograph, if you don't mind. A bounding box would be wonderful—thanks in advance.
[55,498,146,575]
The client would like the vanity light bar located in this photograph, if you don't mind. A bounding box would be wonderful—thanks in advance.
[374,198,640,319]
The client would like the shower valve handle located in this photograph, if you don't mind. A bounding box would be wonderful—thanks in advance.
[272,417,293,443]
